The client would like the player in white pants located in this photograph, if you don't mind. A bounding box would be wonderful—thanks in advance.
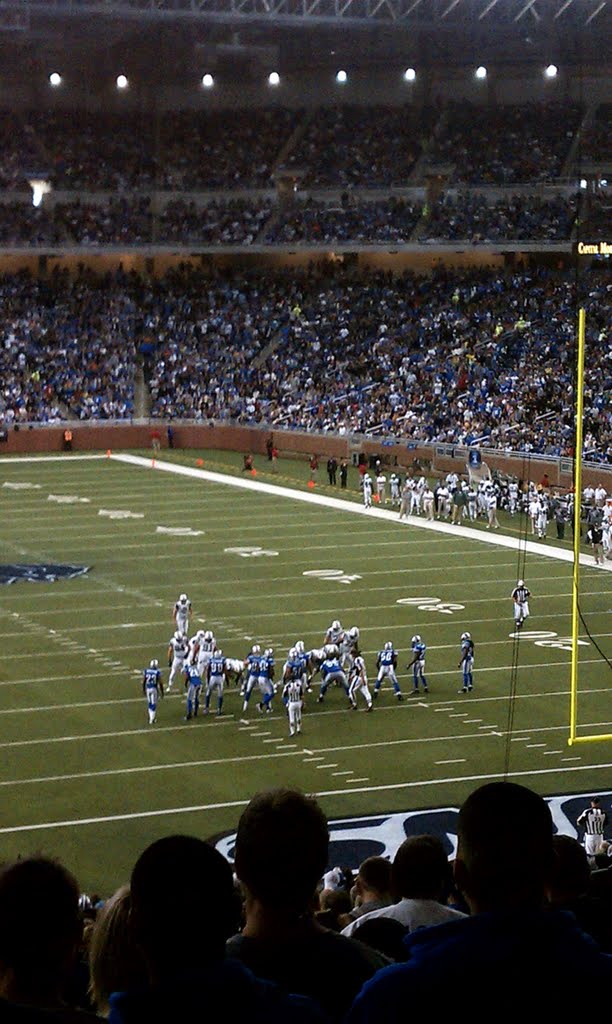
[348,655,373,711]
[282,677,304,736]
[167,631,189,692]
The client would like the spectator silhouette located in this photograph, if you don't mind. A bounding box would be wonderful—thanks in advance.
[109,835,327,1024]
[226,789,388,1020]
[347,782,612,1022]
[345,856,393,923]
[0,856,102,1023]
[88,885,147,1017]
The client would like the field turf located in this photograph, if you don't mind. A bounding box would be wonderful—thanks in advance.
[1,449,611,892]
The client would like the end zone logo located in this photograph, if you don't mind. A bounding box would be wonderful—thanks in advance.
[0,564,91,585]
[213,792,611,869]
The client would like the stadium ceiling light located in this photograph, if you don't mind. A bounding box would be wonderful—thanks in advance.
[475,65,487,79]
[49,72,62,87]
[202,73,214,88]
[268,71,280,86]
[545,63,558,78]
[116,74,129,90]
[336,69,348,84]
[404,67,417,81]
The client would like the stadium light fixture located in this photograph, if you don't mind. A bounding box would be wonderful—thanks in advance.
[545,63,558,78]
[49,72,62,88]
[475,65,487,79]
[268,71,280,86]
[336,69,348,84]
[116,74,129,90]
[404,67,416,82]
[202,73,214,88]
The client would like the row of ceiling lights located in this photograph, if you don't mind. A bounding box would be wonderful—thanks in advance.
[46,64,560,90]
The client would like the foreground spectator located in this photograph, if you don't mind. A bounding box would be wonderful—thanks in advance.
[108,835,326,1024]
[0,856,102,1023]
[88,886,147,1017]
[341,834,465,939]
[347,782,612,1021]
[344,856,393,923]
[227,788,388,1020]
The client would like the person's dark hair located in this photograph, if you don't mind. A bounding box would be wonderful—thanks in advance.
[353,917,409,962]
[391,835,452,902]
[234,789,328,915]
[456,781,554,911]
[130,835,238,971]
[0,856,81,988]
[549,835,591,903]
[358,856,392,897]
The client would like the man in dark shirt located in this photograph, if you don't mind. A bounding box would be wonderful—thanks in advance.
[227,789,388,1021]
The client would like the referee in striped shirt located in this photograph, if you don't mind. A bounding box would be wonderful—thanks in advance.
[577,797,608,864]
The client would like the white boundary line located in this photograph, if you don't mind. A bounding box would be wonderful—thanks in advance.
[110,453,612,572]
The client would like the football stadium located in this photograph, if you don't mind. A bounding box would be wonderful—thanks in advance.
[0,0,611,1017]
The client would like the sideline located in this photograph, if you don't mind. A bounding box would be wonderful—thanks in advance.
[111,453,612,572]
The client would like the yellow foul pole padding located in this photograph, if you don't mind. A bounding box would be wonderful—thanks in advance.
[568,308,585,746]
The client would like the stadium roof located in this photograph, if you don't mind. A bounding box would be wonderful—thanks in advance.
[0,0,609,73]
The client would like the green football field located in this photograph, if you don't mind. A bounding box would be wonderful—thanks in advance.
[1,449,611,893]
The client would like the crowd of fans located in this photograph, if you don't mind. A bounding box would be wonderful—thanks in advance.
[425,101,583,184]
[0,100,591,193]
[420,191,578,242]
[1,783,612,1023]
[266,197,422,244]
[1,263,610,462]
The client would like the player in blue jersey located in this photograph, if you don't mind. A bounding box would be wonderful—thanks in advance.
[183,661,202,721]
[316,645,350,705]
[458,631,475,693]
[142,659,163,725]
[205,650,227,716]
[407,635,429,695]
[375,641,403,700]
[242,644,262,712]
[257,648,276,714]
[293,640,312,693]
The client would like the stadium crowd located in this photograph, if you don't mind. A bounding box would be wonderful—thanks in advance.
[265,197,421,244]
[1,263,610,461]
[420,191,578,242]
[2,783,612,1024]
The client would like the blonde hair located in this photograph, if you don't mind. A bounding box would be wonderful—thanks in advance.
[88,885,147,1016]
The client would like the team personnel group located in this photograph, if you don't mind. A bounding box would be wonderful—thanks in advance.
[139,584,530,732]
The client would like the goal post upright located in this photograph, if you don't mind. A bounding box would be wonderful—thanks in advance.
[568,307,586,747]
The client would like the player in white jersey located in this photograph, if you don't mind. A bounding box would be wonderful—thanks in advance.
[410,480,422,515]
[363,473,373,509]
[422,485,435,521]
[437,484,451,520]
[528,496,539,535]
[142,659,163,725]
[390,474,401,506]
[376,473,387,503]
[324,620,344,646]
[196,629,216,677]
[536,498,548,539]
[348,654,373,711]
[167,630,189,692]
[187,629,203,665]
[486,491,499,530]
[467,486,478,521]
[511,579,531,629]
[508,481,519,515]
[341,626,360,672]
[173,593,192,635]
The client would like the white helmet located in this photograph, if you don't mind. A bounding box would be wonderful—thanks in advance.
[384,641,393,651]
[289,647,297,659]
[331,619,341,631]
[216,648,223,657]
[174,630,182,640]
[179,593,187,602]
[265,648,273,658]
[204,630,213,641]
[461,632,471,641]
[150,659,159,668]
[197,629,206,639]
[252,644,261,654]
[349,626,360,640]
[517,579,524,587]
[295,640,305,654]
[412,635,421,644]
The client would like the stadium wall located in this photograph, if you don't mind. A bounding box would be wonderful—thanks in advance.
[2,422,610,490]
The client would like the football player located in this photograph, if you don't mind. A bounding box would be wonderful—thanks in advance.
[167,630,189,692]
[196,628,216,677]
[340,626,360,672]
[183,661,201,721]
[173,593,192,635]
[348,653,373,711]
[406,635,428,695]
[458,632,475,693]
[242,644,262,712]
[142,658,163,725]
[316,645,350,705]
[324,620,344,646]
[204,649,227,716]
[363,473,373,509]
[257,648,275,714]
[375,641,403,700]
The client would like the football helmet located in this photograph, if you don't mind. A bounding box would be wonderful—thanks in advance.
[331,619,341,631]
[264,648,273,658]
[174,630,182,640]
[197,629,206,639]
[461,632,471,641]
[179,593,187,602]
[204,630,213,641]
[295,640,305,653]
[289,647,297,659]
[252,644,261,654]
[216,649,223,658]
[411,635,421,644]
[384,641,393,651]
[349,626,360,640]
[150,659,159,668]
